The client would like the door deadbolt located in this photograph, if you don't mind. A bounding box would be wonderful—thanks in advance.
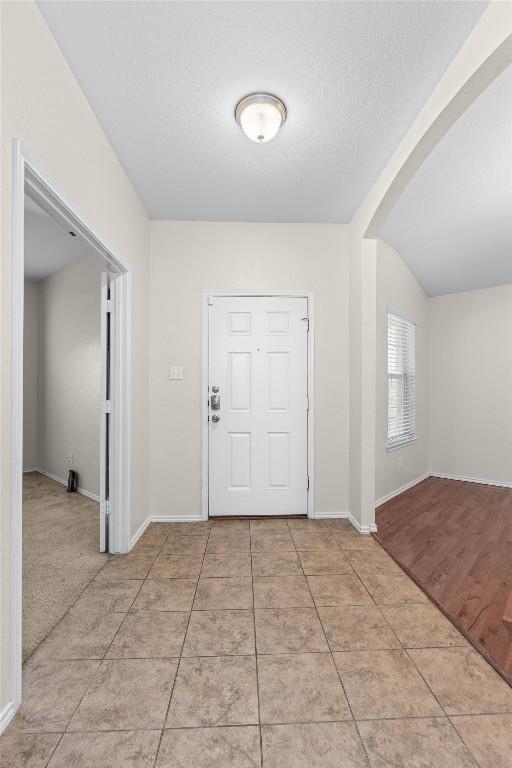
[212,414,220,423]
[212,385,219,393]
[211,394,220,410]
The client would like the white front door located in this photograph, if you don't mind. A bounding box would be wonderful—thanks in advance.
[209,296,309,517]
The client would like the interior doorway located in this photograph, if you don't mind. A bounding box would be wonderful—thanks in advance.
[9,143,132,712]
[22,193,109,660]
[203,292,314,519]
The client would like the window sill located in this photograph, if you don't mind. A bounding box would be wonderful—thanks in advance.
[386,437,418,453]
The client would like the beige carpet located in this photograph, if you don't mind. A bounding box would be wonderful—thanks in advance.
[23,472,109,661]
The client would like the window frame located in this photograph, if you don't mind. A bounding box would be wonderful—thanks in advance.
[386,307,417,452]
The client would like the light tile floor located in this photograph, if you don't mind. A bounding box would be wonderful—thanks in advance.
[2,518,512,767]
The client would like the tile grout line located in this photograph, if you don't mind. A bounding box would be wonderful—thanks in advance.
[402,646,458,718]
[35,525,204,766]
[17,710,512,736]
[41,530,171,768]
[333,533,485,760]
[368,540,487,713]
[301,526,463,763]
[402,647,487,767]
[288,519,373,768]
[23,641,478,664]
[446,714,486,768]
[330,536,482,722]
[367,577,470,654]
[249,522,264,768]
[151,524,212,767]
[290,524,485,756]
[99,533,171,660]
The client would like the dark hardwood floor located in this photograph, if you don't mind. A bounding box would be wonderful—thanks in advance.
[375,476,512,685]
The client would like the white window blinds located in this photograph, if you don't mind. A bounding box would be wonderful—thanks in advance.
[387,311,416,450]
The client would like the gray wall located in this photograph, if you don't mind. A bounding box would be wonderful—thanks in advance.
[375,239,429,502]
[23,254,103,496]
[429,284,512,485]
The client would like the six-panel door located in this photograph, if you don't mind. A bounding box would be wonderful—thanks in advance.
[209,296,308,517]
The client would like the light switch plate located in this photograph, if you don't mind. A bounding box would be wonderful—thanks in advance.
[169,366,183,380]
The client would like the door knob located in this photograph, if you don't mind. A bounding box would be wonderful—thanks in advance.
[211,394,220,410]
[212,414,220,423]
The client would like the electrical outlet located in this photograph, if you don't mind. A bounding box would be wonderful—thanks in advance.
[169,366,183,380]
[65,452,73,467]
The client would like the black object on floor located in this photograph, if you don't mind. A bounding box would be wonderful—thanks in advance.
[67,469,78,493]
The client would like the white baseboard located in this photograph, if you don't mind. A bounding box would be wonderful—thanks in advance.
[150,514,204,523]
[76,487,100,502]
[129,516,151,549]
[0,700,16,735]
[375,472,511,509]
[23,467,38,473]
[129,514,205,549]
[33,467,100,503]
[430,472,512,489]
[312,510,377,535]
[346,510,378,535]
[312,510,349,519]
[375,472,430,508]
[127,515,204,549]
[135,511,381,543]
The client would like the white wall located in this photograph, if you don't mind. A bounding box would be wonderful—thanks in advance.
[36,256,102,496]
[1,1,150,716]
[149,221,350,520]
[23,282,40,470]
[429,284,512,485]
[375,240,429,503]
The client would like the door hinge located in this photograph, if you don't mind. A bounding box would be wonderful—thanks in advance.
[302,317,309,331]
[105,500,111,516]
[306,396,310,412]
[307,476,310,491]
[105,299,113,313]
[103,400,112,414]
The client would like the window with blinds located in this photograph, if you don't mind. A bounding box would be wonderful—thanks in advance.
[387,311,416,450]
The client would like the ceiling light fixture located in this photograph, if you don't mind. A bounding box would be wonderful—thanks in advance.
[235,93,287,143]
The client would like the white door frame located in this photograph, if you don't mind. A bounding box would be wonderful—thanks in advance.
[201,290,315,520]
[9,140,132,714]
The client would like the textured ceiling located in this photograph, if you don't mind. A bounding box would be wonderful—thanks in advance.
[25,195,100,281]
[38,0,486,223]
[382,64,512,296]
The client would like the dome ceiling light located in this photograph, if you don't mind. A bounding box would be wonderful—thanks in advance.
[235,93,287,143]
